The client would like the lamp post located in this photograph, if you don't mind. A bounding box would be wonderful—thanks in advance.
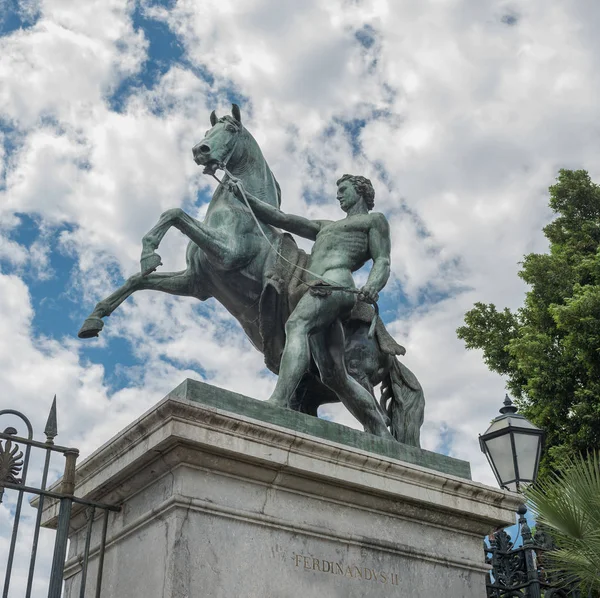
[479,395,544,493]
[481,395,546,598]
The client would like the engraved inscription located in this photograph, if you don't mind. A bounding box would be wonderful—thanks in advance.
[293,553,400,586]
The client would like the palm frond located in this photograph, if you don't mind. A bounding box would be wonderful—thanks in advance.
[525,450,600,592]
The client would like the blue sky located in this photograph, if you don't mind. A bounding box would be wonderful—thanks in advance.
[2,0,599,589]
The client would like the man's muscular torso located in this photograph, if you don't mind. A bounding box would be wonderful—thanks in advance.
[308,212,388,289]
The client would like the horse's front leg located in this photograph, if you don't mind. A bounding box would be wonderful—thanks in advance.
[78,269,200,338]
[141,208,250,274]
[140,210,176,275]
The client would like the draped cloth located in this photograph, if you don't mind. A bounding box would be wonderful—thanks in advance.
[258,234,405,374]
[259,233,309,374]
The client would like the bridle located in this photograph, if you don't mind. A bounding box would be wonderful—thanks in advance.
[203,118,242,177]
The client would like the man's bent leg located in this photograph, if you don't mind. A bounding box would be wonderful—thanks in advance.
[311,322,393,439]
[268,318,311,407]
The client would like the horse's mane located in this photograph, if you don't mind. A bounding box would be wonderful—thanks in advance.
[228,116,281,208]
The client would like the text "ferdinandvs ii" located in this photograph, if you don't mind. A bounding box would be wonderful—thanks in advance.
[294,554,400,586]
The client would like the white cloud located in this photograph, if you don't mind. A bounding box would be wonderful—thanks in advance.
[2,1,600,559]
[0,236,28,267]
[0,13,145,126]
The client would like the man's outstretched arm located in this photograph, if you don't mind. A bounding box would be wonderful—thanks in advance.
[230,180,321,240]
[362,213,391,301]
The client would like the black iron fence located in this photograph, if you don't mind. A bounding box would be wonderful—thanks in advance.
[0,399,119,597]
[485,504,583,598]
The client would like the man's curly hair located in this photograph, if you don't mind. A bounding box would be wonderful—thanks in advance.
[336,174,375,210]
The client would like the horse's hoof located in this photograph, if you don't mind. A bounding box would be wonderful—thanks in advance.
[78,317,104,339]
[141,253,162,276]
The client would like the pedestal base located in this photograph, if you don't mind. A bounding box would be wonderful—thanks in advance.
[40,380,521,598]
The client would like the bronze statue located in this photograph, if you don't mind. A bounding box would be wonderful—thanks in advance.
[78,105,424,445]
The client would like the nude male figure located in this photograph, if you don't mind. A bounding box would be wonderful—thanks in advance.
[231,174,392,438]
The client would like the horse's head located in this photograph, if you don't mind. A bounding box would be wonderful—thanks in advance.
[192,104,243,175]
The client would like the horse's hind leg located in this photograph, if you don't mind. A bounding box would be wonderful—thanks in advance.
[78,269,202,338]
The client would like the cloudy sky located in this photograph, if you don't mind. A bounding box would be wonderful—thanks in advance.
[1,0,598,588]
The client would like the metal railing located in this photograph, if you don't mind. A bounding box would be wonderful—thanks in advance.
[485,504,582,598]
[0,399,120,597]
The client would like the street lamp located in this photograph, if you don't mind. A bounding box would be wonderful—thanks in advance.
[481,395,549,598]
[479,395,544,492]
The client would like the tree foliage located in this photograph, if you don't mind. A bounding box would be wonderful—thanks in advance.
[457,170,600,479]
[525,451,600,595]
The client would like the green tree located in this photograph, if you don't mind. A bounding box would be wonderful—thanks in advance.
[457,170,600,479]
[525,451,600,595]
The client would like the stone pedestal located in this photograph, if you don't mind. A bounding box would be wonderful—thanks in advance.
[40,379,521,598]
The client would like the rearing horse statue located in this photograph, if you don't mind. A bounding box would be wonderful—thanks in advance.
[78,104,425,446]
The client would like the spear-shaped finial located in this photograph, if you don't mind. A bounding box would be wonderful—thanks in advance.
[44,395,58,444]
[499,394,518,415]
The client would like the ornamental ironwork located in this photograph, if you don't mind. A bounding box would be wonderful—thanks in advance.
[0,428,23,485]
[0,398,120,598]
[485,504,582,598]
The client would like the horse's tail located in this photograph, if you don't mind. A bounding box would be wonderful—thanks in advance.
[380,359,425,448]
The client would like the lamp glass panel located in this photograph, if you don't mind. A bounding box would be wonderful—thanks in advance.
[486,418,510,433]
[484,434,516,487]
[513,433,541,481]
[507,417,538,430]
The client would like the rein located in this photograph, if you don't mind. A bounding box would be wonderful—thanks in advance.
[208,163,379,340]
